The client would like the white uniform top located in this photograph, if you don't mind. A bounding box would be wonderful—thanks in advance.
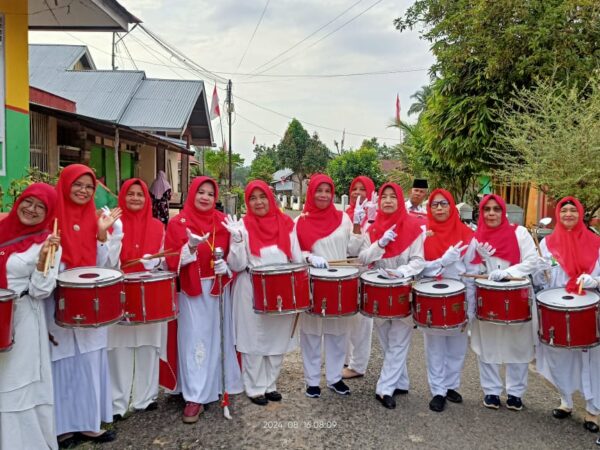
[405,199,427,215]
[47,233,123,361]
[0,243,61,405]
[469,226,538,363]
[296,213,364,336]
[228,225,303,355]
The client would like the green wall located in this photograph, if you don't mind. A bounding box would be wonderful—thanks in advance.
[0,109,30,209]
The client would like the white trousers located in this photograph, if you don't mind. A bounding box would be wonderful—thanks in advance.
[424,333,468,397]
[0,405,57,450]
[479,360,528,397]
[375,319,413,396]
[345,315,373,374]
[241,353,283,397]
[300,332,347,387]
[108,346,159,416]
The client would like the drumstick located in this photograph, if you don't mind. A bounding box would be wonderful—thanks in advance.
[290,313,300,339]
[49,220,58,269]
[121,251,179,269]
[460,273,528,282]
[327,258,359,264]
[327,262,363,267]
[578,279,584,295]
[529,227,550,282]
[43,219,59,276]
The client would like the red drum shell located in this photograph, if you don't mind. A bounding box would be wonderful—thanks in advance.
[250,264,310,314]
[122,271,178,324]
[536,288,600,348]
[475,279,531,323]
[412,279,466,329]
[0,289,17,352]
[360,272,411,319]
[56,267,124,328]
[308,268,359,317]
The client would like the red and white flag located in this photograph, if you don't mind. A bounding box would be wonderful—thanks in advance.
[210,85,220,120]
[252,136,256,145]
[395,93,401,123]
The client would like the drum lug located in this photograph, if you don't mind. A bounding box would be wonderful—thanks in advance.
[565,311,571,346]
[72,314,86,324]
[549,326,555,346]
[537,305,543,339]
[261,275,268,310]
[442,304,447,320]
[277,296,283,313]
[338,281,342,314]
[124,312,136,321]
[416,303,421,314]
[120,291,126,305]
[477,296,482,308]
[504,298,509,318]
[171,279,177,312]
[363,292,368,310]
[93,298,100,312]
[373,301,379,316]
[388,294,393,310]
[426,310,432,328]
[321,298,327,317]
[291,273,297,309]
[141,284,147,320]
[58,297,65,311]
[463,300,468,313]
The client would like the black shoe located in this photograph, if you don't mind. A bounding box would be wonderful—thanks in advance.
[483,395,501,409]
[58,435,82,449]
[112,413,124,422]
[506,395,523,411]
[265,391,282,402]
[305,386,321,398]
[249,395,268,406]
[584,421,600,433]
[77,430,117,443]
[145,401,159,411]
[552,408,572,419]
[429,395,446,412]
[393,388,409,396]
[329,379,351,395]
[375,394,396,409]
[446,389,463,403]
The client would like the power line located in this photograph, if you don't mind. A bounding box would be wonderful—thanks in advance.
[233,0,271,74]
[236,112,282,138]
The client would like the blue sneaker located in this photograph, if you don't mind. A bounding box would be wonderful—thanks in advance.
[506,395,523,411]
[483,395,500,409]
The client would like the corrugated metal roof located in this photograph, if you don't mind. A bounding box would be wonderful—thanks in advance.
[119,79,203,131]
[29,44,96,87]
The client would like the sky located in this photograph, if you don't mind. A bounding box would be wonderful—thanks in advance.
[29,0,435,165]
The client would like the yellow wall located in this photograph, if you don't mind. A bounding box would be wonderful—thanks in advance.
[2,1,29,112]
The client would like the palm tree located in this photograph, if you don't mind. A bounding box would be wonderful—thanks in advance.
[407,85,432,116]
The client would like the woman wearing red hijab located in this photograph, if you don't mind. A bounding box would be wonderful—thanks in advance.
[469,194,537,412]
[534,197,600,433]
[419,189,477,412]
[107,179,165,419]
[358,183,425,409]
[226,180,303,405]
[46,164,123,447]
[295,174,364,398]
[164,177,242,424]
[0,184,61,450]
[343,176,377,380]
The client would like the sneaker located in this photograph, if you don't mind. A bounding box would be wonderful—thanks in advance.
[328,379,351,395]
[305,386,321,398]
[506,395,523,411]
[446,389,463,404]
[182,402,203,423]
[483,395,501,409]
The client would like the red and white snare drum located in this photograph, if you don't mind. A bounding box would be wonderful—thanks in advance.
[0,288,17,352]
[536,288,600,348]
[360,271,412,319]
[413,278,467,329]
[308,267,359,317]
[56,267,124,328]
[250,263,310,314]
[122,271,178,324]
[475,278,531,323]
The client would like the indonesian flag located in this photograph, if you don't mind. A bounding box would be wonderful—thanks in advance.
[210,85,220,120]
[252,136,256,145]
[395,93,401,123]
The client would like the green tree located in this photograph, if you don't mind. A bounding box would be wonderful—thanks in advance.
[248,155,277,183]
[326,147,385,196]
[495,75,600,220]
[204,149,244,186]
[303,132,332,175]
[359,137,398,160]
[407,84,432,116]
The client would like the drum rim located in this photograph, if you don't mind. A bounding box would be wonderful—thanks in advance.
[306,310,358,317]
[118,314,179,325]
[474,279,531,290]
[475,315,532,324]
[360,270,411,285]
[253,306,311,315]
[413,288,466,298]
[309,266,359,277]
[124,271,177,283]
[535,298,599,312]
[55,315,124,328]
[413,318,467,329]
[58,266,124,288]
[413,278,466,295]
[540,338,600,349]
[250,263,309,274]
[359,310,411,319]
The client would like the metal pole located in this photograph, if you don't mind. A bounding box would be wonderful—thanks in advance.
[227,79,233,189]
[111,32,116,70]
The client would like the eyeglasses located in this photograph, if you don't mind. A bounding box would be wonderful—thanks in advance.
[20,198,47,213]
[72,182,95,192]
[483,206,503,213]
[430,200,450,209]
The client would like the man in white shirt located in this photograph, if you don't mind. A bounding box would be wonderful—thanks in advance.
[405,179,428,217]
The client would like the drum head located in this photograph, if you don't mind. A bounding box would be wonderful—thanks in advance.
[360,270,410,285]
[0,288,17,301]
[310,267,358,278]
[124,271,176,282]
[414,278,465,295]
[537,288,599,308]
[251,263,307,274]
[475,278,530,289]
[58,267,123,285]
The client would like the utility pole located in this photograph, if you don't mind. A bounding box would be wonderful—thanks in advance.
[111,32,117,70]
[226,79,233,188]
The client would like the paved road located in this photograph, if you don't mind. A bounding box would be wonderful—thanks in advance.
[93,330,597,450]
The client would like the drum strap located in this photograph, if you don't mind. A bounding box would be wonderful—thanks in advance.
[0,230,47,249]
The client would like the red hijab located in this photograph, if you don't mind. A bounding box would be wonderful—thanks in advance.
[345,176,375,224]
[296,174,343,252]
[546,197,600,293]
[0,183,56,288]
[425,189,474,261]
[165,176,229,296]
[368,183,423,258]
[243,180,294,259]
[55,164,98,268]
[472,194,520,265]
[118,178,165,273]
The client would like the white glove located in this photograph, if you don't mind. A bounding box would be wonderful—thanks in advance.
[376,267,404,279]
[475,241,497,260]
[440,241,468,267]
[536,257,553,272]
[221,214,244,243]
[102,206,123,235]
[214,258,231,276]
[488,269,510,281]
[308,255,329,269]
[365,192,378,221]
[576,274,599,289]
[352,197,367,225]
[378,224,397,248]
[186,228,210,248]
[141,254,160,270]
